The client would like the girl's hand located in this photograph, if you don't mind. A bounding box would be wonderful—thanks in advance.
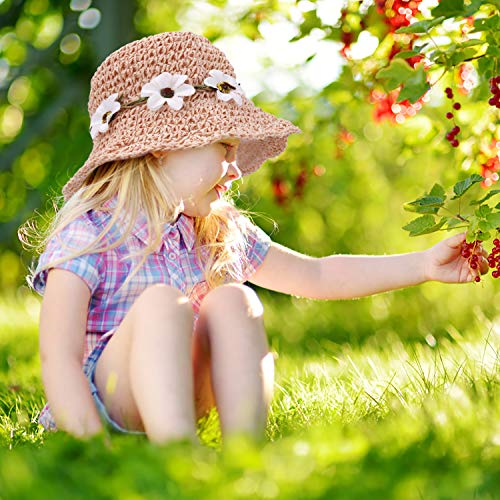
[423,232,489,283]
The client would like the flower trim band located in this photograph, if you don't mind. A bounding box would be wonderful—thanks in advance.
[89,69,245,140]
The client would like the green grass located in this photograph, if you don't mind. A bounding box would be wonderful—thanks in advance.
[0,290,499,499]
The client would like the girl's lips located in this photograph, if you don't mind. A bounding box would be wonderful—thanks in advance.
[214,184,224,199]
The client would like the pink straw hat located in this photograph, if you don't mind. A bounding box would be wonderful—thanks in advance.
[62,30,302,202]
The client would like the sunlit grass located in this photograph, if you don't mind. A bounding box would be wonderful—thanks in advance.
[0,291,499,498]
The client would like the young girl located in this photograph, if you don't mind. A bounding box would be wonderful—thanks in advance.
[22,31,487,446]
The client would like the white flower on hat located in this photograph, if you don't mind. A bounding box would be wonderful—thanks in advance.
[204,70,245,105]
[89,93,121,140]
[140,72,196,111]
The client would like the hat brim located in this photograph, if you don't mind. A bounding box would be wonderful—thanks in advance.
[62,91,302,201]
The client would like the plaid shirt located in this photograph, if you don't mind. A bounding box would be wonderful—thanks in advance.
[32,195,272,430]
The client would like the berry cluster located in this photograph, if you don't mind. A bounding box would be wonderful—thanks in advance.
[370,88,425,124]
[461,240,482,282]
[487,238,500,278]
[456,62,477,95]
[481,155,500,188]
[270,164,327,206]
[338,8,367,59]
[271,165,318,206]
[445,87,461,147]
[375,0,423,31]
[488,76,500,109]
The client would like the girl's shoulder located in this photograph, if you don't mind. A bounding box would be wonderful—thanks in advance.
[45,210,110,253]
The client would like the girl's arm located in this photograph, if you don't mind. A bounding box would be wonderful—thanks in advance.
[248,233,488,300]
[39,269,104,438]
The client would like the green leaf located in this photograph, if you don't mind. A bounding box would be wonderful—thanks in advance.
[393,50,421,60]
[485,212,500,228]
[463,0,485,16]
[397,65,430,104]
[451,174,484,200]
[431,0,482,18]
[428,50,448,64]
[449,47,481,66]
[478,55,495,78]
[402,215,446,236]
[470,189,500,205]
[395,16,445,34]
[431,0,465,18]
[406,195,444,208]
[487,45,500,57]
[429,183,446,198]
[466,231,476,243]
[476,230,491,241]
[458,40,486,48]
[446,217,466,229]
[403,184,446,214]
[403,215,435,233]
[479,220,494,232]
[473,15,500,32]
[376,59,414,91]
[468,215,480,236]
[476,204,493,217]
[404,195,444,214]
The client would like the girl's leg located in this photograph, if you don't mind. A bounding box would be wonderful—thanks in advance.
[192,283,274,439]
[94,284,197,444]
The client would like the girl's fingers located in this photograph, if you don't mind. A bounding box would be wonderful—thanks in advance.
[480,256,490,275]
[446,231,467,248]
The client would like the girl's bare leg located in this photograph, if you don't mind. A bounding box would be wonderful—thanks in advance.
[193,283,274,439]
[94,284,197,445]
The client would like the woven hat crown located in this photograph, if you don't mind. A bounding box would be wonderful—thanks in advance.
[88,31,235,120]
[61,31,302,201]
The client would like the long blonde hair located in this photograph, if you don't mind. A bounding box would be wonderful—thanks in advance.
[19,152,264,292]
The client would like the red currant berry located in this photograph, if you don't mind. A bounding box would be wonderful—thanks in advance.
[451,139,459,147]
[492,270,500,278]
[453,102,461,110]
[474,275,481,282]
[470,262,478,269]
[494,239,499,245]
[446,112,453,119]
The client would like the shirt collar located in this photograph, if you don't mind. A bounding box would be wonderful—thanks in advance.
[100,195,196,252]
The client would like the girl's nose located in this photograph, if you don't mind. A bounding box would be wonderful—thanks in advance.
[226,162,242,181]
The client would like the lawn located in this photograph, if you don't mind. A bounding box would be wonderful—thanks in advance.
[0,290,499,499]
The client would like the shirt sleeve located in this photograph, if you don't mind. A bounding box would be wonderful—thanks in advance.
[241,216,273,281]
[30,216,105,296]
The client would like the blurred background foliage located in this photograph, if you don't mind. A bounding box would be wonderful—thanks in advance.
[0,0,499,350]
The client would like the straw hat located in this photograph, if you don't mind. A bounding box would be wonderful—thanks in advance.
[62,31,302,201]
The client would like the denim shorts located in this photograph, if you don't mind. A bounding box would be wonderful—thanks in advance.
[84,334,146,435]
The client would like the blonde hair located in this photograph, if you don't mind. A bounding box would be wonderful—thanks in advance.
[19,152,265,292]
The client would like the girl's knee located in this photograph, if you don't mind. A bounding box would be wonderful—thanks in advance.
[134,284,193,321]
[201,283,264,319]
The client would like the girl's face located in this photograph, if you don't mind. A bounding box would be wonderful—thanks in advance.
[153,139,242,217]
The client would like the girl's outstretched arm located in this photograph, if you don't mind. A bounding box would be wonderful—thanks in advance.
[248,232,488,300]
[39,269,104,438]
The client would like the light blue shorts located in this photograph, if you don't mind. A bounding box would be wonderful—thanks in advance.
[84,335,146,435]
